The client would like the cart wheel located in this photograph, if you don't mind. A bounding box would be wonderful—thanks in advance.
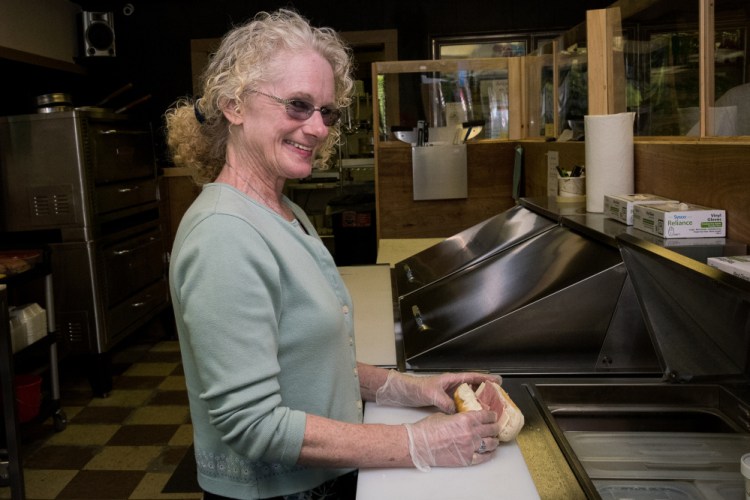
[53,409,68,431]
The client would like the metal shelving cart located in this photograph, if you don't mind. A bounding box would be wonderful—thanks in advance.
[1,252,68,499]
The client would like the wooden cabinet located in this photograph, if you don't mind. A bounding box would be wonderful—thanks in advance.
[160,169,202,253]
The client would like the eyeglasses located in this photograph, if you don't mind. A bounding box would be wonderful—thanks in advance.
[251,90,341,126]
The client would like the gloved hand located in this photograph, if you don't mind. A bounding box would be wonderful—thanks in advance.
[404,410,500,471]
[375,370,502,414]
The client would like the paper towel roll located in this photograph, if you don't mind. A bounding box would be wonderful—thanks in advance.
[584,112,635,212]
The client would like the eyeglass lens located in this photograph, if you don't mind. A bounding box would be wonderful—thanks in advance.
[286,100,341,126]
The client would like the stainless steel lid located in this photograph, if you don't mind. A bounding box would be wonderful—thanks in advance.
[617,233,750,381]
[37,105,74,114]
[35,93,72,107]
[35,93,74,113]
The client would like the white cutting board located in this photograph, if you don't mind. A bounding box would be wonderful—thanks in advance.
[357,404,540,500]
[338,265,397,366]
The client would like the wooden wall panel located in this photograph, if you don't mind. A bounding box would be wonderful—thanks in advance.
[633,142,750,244]
[161,170,203,252]
[376,140,750,245]
[521,140,749,243]
[376,142,517,239]
[521,141,587,197]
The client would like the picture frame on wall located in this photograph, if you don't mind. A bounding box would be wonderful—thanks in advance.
[431,31,561,60]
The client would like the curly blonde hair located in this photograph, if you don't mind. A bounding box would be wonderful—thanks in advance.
[164,9,354,185]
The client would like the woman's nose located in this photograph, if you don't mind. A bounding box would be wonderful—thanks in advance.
[304,110,330,137]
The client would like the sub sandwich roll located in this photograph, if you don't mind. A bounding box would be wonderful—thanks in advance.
[453,382,484,413]
[453,381,525,442]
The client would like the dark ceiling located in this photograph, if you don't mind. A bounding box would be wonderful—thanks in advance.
[1,0,620,161]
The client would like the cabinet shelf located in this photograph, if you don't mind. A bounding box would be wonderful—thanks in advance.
[0,46,86,75]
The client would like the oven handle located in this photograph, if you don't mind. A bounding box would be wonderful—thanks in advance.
[111,235,160,256]
[98,130,150,136]
[130,294,156,309]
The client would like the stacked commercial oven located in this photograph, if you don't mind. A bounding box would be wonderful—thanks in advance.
[0,109,168,396]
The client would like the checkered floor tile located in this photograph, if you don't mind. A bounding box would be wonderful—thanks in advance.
[2,334,201,500]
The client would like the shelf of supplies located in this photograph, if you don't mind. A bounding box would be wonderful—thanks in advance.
[1,253,67,499]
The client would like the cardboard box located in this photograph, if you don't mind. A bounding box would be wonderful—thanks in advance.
[633,202,726,238]
[633,232,735,250]
[604,194,678,225]
[707,255,750,281]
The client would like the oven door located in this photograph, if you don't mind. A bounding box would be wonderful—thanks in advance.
[51,218,168,354]
[103,225,165,307]
[88,121,155,183]
[94,178,159,216]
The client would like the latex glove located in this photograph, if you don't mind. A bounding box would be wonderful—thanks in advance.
[404,410,500,472]
[375,370,502,414]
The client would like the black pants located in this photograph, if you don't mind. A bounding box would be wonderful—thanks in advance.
[202,470,358,500]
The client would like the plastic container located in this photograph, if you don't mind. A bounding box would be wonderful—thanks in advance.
[741,453,750,500]
[557,175,586,203]
[695,479,745,500]
[565,431,750,481]
[9,303,47,353]
[14,374,42,423]
[595,480,704,500]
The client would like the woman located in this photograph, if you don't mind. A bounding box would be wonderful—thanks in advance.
[165,9,502,500]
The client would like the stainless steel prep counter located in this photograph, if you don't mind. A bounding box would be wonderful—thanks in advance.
[354,197,750,499]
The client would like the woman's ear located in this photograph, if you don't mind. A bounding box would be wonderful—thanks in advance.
[222,99,243,125]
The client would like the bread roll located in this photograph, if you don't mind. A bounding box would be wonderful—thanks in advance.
[454,381,525,442]
[453,382,484,412]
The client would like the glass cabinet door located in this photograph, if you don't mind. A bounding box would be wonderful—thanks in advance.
[620,0,747,137]
[374,58,520,143]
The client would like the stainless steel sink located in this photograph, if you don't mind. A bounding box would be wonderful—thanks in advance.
[526,381,750,499]
[529,382,750,434]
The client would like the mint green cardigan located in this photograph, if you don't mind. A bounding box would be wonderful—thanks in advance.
[169,183,361,499]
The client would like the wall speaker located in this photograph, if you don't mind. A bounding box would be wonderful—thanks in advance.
[80,11,116,57]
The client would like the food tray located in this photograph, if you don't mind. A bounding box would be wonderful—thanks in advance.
[0,249,43,276]
[565,431,750,481]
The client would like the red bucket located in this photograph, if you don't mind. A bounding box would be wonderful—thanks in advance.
[14,374,42,423]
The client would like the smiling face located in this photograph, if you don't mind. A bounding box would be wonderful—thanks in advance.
[225,48,336,189]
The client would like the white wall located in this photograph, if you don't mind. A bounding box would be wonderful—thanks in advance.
[0,0,80,63]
